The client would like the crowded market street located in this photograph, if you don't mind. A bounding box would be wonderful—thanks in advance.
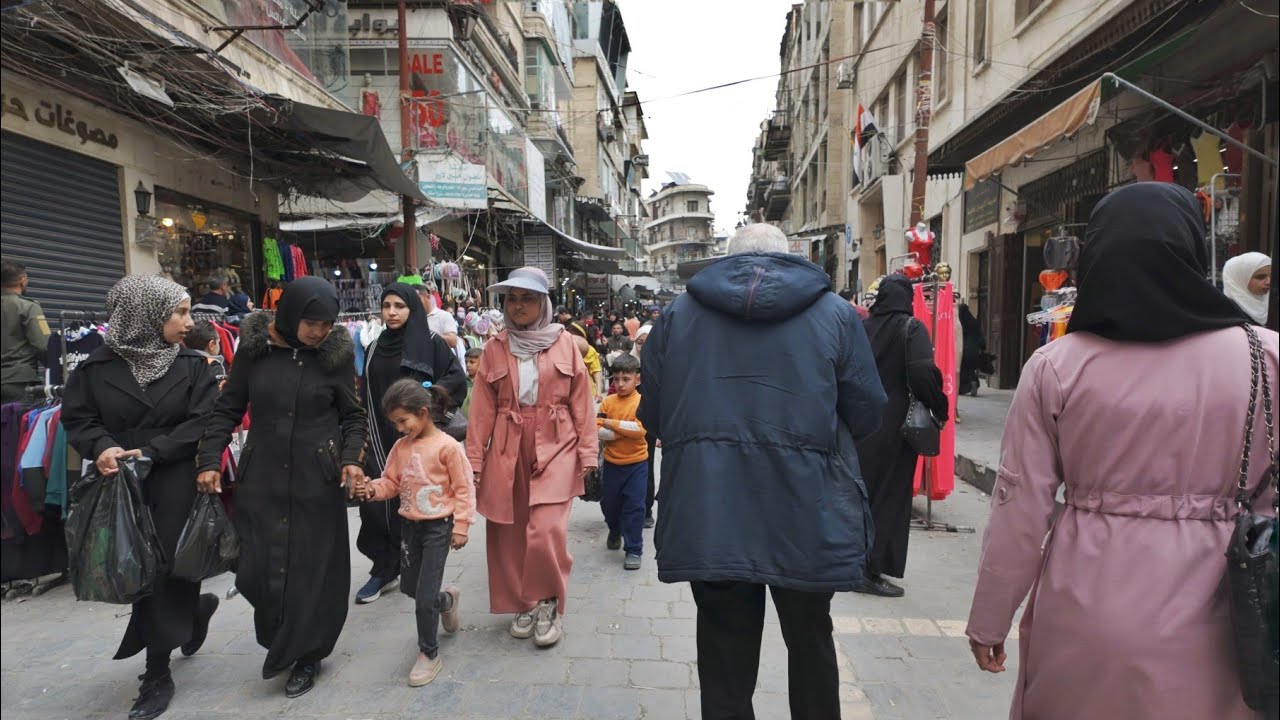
[1,393,1018,720]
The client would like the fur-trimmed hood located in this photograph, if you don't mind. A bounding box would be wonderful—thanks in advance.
[237,311,354,373]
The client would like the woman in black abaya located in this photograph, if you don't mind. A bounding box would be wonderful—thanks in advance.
[854,274,949,597]
[355,283,467,604]
[195,278,367,698]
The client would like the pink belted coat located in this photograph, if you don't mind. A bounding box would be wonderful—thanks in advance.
[466,331,596,524]
[968,326,1278,720]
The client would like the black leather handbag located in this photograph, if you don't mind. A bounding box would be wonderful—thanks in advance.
[1225,323,1279,713]
[898,318,942,457]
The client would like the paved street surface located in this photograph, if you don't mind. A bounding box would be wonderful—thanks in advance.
[2,446,1017,720]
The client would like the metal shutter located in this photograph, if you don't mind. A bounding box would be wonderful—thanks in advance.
[1,130,125,315]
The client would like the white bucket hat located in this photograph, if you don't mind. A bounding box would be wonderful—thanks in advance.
[488,267,550,295]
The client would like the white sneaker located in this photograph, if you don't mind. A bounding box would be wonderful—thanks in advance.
[532,599,562,647]
[510,609,536,639]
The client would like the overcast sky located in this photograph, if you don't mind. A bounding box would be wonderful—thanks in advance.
[623,0,797,234]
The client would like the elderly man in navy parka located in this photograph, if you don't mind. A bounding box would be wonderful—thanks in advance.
[638,223,886,720]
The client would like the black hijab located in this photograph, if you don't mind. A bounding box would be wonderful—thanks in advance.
[373,282,435,374]
[1066,182,1248,342]
[274,276,340,348]
[864,274,916,363]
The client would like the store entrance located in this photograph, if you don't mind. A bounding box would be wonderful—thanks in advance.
[154,189,260,304]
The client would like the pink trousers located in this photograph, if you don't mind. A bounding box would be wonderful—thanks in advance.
[485,407,574,615]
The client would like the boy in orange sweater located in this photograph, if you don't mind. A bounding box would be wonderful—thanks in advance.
[596,353,648,570]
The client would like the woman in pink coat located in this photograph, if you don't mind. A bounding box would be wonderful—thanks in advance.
[967,183,1277,719]
[466,267,597,648]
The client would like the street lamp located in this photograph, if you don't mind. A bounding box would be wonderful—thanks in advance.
[134,181,153,216]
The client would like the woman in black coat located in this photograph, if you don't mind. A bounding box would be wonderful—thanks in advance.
[854,274,949,598]
[355,282,466,604]
[958,303,985,396]
[61,275,220,720]
[195,277,367,698]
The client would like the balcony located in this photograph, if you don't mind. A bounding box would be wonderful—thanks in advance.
[644,210,716,231]
[762,110,791,161]
[763,176,790,222]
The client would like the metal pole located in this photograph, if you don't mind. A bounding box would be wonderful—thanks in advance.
[398,0,417,271]
[1208,173,1241,286]
[908,0,938,227]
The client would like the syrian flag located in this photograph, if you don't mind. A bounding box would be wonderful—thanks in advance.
[850,104,880,186]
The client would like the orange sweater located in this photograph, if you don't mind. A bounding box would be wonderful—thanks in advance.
[368,431,475,535]
[597,391,647,465]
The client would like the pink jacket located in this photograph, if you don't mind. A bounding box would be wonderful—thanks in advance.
[967,327,1278,719]
[367,432,475,536]
[466,331,597,524]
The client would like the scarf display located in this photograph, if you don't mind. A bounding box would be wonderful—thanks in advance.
[1222,251,1271,325]
[274,276,340,349]
[506,295,563,358]
[1066,183,1249,342]
[105,275,189,386]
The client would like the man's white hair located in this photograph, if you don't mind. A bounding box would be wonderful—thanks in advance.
[727,223,788,255]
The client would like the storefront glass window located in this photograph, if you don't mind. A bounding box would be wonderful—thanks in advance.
[153,190,258,303]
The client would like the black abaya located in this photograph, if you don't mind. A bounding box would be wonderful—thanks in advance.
[196,312,367,678]
[855,276,948,579]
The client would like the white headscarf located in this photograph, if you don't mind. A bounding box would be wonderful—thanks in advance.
[1222,252,1271,325]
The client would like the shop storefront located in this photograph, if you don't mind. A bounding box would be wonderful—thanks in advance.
[153,189,260,304]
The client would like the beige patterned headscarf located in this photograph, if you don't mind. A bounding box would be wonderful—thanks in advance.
[105,275,189,385]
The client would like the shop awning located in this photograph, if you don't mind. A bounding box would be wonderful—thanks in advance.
[543,222,630,260]
[279,207,450,233]
[256,97,430,203]
[963,80,1102,190]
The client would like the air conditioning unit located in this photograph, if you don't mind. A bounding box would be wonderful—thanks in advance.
[837,62,855,90]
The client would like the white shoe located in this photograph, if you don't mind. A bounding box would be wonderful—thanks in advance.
[532,599,562,647]
[510,609,536,639]
[407,653,442,687]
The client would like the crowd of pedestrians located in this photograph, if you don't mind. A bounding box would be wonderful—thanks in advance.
[2,181,1276,720]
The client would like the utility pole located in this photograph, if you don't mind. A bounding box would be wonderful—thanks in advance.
[908,0,937,227]
[398,0,418,271]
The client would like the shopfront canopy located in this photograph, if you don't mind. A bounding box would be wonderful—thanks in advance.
[963,80,1102,190]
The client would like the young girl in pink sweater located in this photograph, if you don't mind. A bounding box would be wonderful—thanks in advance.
[355,379,474,687]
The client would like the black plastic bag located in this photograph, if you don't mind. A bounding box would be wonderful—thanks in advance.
[580,468,602,503]
[64,458,163,604]
[171,492,239,582]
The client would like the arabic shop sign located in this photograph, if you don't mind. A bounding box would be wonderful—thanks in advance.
[418,154,488,210]
[2,93,120,149]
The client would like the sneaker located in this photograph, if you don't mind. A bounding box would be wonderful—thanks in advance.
[533,599,562,647]
[440,586,461,633]
[510,609,537,639]
[624,553,642,571]
[407,653,442,687]
[643,515,655,529]
[181,593,220,657]
[128,673,174,720]
[355,576,397,604]
[606,532,622,550]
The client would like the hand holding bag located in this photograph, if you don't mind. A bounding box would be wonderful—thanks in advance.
[64,458,163,604]
[1225,323,1279,712]
[899,318,943,457]
[171,492,240,582]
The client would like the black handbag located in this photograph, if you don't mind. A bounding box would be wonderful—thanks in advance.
[1225,323,1279,713]
[899,318,942,457]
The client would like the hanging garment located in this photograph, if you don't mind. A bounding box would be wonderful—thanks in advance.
[263,237,285,281]
[1223,121,1251,183]
[261,288,283,311]
[45,326,106,385]
[1189,131,1227,190]
[1148,146,1175,183]
[910,283,956,501]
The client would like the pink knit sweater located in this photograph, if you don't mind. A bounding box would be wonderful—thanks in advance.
[368,431,475,535]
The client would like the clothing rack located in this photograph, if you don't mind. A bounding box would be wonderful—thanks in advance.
[54,310,108,386]
[907,276,974,535]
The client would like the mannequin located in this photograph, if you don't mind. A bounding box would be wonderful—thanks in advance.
[907,222,935,267]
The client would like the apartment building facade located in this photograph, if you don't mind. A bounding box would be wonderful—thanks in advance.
[643,179,716,292]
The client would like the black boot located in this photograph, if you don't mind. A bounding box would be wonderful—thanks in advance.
[181,593,220,657]
[285,661,320,698]
[128,673,174,720]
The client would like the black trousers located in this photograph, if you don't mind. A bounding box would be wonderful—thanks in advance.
[645,435,657,516]
[690,581,840,720]
[400,517,453,659]
[356,497,401,582]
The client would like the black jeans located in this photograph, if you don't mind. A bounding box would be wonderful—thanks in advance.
[690,581,840,720]
[400,517,453,659]
[357,497,402,582]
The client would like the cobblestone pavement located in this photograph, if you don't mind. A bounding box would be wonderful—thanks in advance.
[2,455,1016,720]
